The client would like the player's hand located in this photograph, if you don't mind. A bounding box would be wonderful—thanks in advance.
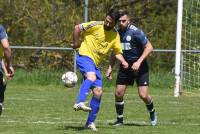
[71,43,79,49]
[131,61,141,71]
[8,66,14,77]
[5,73,12,81]
[106,66,112,80]
[122,61,129,69]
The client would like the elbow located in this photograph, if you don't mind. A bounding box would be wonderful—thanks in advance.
[74,25,81,33]
[150,44,153,52]
[73,25,81,39]
[147,42,153,52]
[72,24,81,49]
[4,47,11,52]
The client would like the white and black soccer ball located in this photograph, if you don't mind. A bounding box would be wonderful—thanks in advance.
[61,71,78,87]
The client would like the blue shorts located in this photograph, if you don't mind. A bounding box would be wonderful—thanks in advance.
[76,54,102,88]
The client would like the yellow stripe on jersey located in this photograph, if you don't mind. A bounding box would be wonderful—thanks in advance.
[0,46,3,58]
[80,21,103,31]
[78,21,122,66]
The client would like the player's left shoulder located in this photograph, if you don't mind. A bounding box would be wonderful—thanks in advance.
[129,24,138,31]
[129,25,143,33]
[0,24,5,32]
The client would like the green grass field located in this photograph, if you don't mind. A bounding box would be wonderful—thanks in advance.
[0,69,200,134]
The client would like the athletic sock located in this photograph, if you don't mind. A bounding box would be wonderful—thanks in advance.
[146,100,155,113]
[0,84,6,103]
[86,97,101,124]
[76,79,93,103]
[115,101,124,122]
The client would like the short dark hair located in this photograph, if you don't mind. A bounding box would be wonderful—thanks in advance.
[106,8,120,22]
[118,9,129,17]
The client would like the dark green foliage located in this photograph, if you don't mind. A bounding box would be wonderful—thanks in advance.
[0,0,177,70]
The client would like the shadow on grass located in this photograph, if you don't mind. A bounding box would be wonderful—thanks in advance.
[124,122,149,127]
[57,124,117,132]
[108,121,149,127]
[63,125,85,131]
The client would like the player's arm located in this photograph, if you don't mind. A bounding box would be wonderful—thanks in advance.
[71,24,81,49]
[1,59,11,80]
[107,53,128,80]
[132,41,153,71]
[111,34,128,69]
[1,37,14,76]
[72,21,97,49]
[131,30,153,71]
[137,41,153,63]
[106,52,116,79]
[115,53,128,69]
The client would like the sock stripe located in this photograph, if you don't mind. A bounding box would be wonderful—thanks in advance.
[149,109,155,113]
[117,114,123,118]
[115,101,124,105]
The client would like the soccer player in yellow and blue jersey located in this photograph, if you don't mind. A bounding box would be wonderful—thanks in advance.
[0,24,14,116]
[71,8,128,131]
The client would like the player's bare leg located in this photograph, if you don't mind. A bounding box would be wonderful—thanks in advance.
[138,86,157,126]
[112,84,127,126]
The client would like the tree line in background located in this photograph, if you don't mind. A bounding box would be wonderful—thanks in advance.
[0,0,178,71]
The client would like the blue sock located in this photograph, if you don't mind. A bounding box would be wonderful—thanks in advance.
[76,79,93,103]
[86,97,101,124]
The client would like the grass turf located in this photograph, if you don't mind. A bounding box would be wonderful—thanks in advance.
[0,69,200,134]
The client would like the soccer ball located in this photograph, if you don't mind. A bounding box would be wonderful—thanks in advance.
[61,71,78,87]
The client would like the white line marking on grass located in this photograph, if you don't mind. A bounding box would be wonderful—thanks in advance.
[2,119,200,126]
[103,92,175,97]
[7,97,46,101]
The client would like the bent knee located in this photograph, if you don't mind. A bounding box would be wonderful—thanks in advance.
[93,88,103,98]
[115,91,124,98]
[139,93,149,100]
[86,73,96,82]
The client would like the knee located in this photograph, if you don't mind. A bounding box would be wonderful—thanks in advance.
[115,91,124,99]
[93,88,103,99]
[139,93,150,102]
[139,93,147,100]
[86,74,96,82]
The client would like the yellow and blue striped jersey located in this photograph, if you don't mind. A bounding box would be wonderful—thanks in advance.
[78,21,122,66]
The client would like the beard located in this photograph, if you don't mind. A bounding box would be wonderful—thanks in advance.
[104,25,113,31]
[119,25,127,31]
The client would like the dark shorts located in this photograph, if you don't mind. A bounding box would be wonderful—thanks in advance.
[116,61,149,86]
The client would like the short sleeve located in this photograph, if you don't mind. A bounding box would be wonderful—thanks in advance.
[113,33,122,54]
[0,25,8,40]
[136,30,148,47]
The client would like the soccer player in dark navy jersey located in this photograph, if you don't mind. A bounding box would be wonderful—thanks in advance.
[107,9,157,126]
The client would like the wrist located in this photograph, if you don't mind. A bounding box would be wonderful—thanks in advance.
[137,59,143,64]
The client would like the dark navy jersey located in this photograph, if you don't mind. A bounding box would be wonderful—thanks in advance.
[0,25,8,40]
[118,24,148,62]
